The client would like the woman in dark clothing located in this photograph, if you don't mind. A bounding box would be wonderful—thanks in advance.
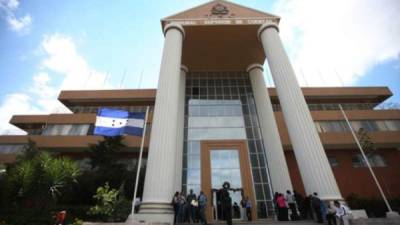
[172,191,180,224]
[293,190,305,219]
[220,182,233,225]
[273,192,279,219]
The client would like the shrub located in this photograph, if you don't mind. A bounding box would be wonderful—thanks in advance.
[68,218,84,225]
[0,141,81,225]
[88,182,131,222]
[346,193,400,217]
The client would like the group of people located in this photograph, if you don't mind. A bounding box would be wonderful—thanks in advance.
[274,190,351,225]
[233,196,252,221]
[173,182,243,225]
[172,189,208,225]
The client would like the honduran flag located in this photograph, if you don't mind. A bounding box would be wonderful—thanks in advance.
[94,108,146,137]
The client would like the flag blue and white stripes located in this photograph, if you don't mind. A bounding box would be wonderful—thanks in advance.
[94,108,146,137]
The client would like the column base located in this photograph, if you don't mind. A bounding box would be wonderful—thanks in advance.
[319,194,344,201]
[386,211,400,218]
[127,202,174,225]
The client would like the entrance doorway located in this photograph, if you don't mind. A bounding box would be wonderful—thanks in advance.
[201,140,256,222]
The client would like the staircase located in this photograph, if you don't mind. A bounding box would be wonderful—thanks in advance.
[178,220,318,225]
[84,217,400,225]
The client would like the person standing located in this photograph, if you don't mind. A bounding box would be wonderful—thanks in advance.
[276,193,289,221]
[326,202,337,225]
[186,189,197,223]
[273,192,279,220]
[293,190,304,219]
[286,190,299,220]
[303,195,312,220]
[311,192,323,223]
[233,202,241,218]
[134,197,141,213]
[244,196,252,221]
[198,191,208,225]
[177,192,187,223]
[240,195,247,220]
[172,192,180,224]
[334,200,351,225]
[220,182,233,225]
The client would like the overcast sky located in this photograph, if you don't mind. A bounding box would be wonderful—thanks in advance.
[0,0,399,134]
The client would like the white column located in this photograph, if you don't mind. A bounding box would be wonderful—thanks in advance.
[247,63,293,194]
[174,65,187,192]
[136,23,185,224]
[258,22,342,200]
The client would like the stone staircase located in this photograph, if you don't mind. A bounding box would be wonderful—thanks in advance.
[83,218,400,225]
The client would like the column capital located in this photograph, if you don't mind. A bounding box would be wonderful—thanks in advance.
[257,22,279,41]
[246,63,264,73]
[180,65,189,73]
[164,23,185,39]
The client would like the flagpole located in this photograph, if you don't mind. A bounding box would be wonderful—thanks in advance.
[130,106,150,218]
[338,104,393,212]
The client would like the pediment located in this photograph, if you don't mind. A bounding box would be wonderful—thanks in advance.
[163,0,279,22]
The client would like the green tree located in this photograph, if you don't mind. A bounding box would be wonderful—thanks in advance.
[357,128,376,156]
[87,136,126,170]
[5,152,81,206]
[16,138,39,162]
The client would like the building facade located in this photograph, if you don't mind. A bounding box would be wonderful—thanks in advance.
[0,0,400,223]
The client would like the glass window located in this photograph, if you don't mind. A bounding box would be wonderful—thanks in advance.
[368,154,387,167]
[187,154,200,169]
[254,184,265,200]
[70,124,90,135]
[260,168,268,183]
[250,154,259,167]
[352,153,387,167]
[327,155,339,168]
[248,141,256,153]
[188,128,246,140]
[211,150,242,188]
[384,120,400,131]
[257,201,268,219]
[187,141,200,155]
[252,169,261,183]
[352,154,364,167]
[315,122,323,133]
[187,169,201,185]
[184,72,274,218]
[42,124,89,136]
[0,145,24,154]
[188,116,244,128]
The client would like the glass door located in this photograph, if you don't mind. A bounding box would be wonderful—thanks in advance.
[210,149,243,220]
[201,140,256,222]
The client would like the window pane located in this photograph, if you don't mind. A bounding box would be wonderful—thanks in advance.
[188,116,244,128]
[327,155,339,168]
[188,128,246,140]
[187,169,200,185]
[369,154,387,167]
[252,169,261,183]
[254,184,265,200]
[384,120,400,131]
[0,145,24,154]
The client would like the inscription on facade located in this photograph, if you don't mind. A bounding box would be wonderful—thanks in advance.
[168,18,275,26]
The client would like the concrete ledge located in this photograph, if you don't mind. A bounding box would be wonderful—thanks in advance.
[83,223,126,225]
[83,221,168,225]
[352,209,368,219]
[350,217,400,225]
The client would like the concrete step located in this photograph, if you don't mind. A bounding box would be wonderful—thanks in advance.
[178,220,317,225]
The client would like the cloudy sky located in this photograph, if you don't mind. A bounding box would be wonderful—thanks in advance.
[0,0,399,134]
